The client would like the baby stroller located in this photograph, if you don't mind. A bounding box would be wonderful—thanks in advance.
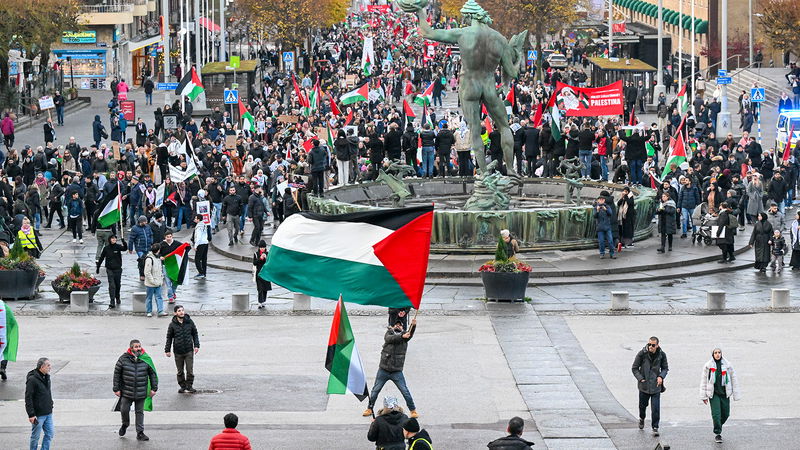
[691,202,718,245]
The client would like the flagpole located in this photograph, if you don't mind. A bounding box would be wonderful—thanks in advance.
[117,182,124,240]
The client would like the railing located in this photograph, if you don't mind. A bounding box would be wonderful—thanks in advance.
[80,2,134,14]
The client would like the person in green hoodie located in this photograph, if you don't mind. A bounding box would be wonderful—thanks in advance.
[700,346,741,443]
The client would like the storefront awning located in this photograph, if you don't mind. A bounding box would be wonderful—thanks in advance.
[199,17,220,33]
[129,35,161,51]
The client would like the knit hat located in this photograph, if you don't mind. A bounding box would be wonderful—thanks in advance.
[258,240,267,248]
[403,417,420,433]
[138,215,147,224]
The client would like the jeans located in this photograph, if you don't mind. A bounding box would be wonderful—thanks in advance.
[421,147,435,177]
[771,254,785,272]
[174,351,195,388]
[239,205,248,232]
[162,266,176,299]
[579,150,592,177]
[212,202,222,228]
[175,205,190,231]
[56,106,64,125]
[681,207,695,234]
[785,188,795,208]
[597,229,615,256]
[599,154,609,181]
[709,394,730,435]
[368,368,415,411]
[310,170,325,195]
[106,267,122,304]
[145,286,163,314]
[30,413,55,450]
[119,397,145,433]
[433,94,442,107]
[33,212,41,230]
[145,93,153,105]
[639,391,661,428]
[629,159,643,185]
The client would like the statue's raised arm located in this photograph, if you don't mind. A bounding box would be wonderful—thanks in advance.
[502,30,528,83]
[397,0,462,44]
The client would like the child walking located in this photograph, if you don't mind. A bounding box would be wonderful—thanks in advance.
[769,229,786,273]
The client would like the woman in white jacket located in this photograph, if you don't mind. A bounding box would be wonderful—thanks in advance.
[700,346,740,443]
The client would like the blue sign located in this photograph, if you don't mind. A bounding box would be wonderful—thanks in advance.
[282,51,294,63]
[717,69,727,77]
[224,89,239,104]
[157,82,179,91]
[750,87,765,102]
[716,77,732,85]
[527,50,538,60]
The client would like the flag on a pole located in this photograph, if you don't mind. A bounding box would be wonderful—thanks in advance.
[325,296,369,401]
[361,36,375,76]
[238,99,256,132]
[163,242,191,285]
[329,93,342,116]
[97,188,122,228]
[532,103,543,127]
[421,105,433,129]
[174,67,205,101]
[676,83,690,115]
[662,130,687,178]
[326,124,335,150]
[413,82,434,107]
[261,206,434,308]
[343,109,354,127]
[545,93,562,141]
[403,99,416,124]
[0,300,19,362]
[646,141,657,157]
[292,74,309,109]
[340,83,370,105]
[305,80,321,116]
[784,124,796,162]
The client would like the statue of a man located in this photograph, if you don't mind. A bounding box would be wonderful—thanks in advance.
[401,0,527,177]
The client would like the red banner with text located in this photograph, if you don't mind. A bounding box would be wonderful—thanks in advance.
[554,80,624,117]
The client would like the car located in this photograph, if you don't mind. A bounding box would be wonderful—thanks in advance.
[775,110,800,152]
[547,53,568,69]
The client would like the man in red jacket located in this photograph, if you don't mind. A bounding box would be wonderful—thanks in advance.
[208,413,252,450]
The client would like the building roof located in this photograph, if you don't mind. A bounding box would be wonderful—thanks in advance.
[201,60,259,74]
[588,57,657,72]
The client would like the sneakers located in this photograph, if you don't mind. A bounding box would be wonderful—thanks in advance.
[715,434,722,443]
[0,370,6,381]
[410,410,419,418]
[119,425,127,436]
[136,432,149,441]
[79,239,84,244]
[610,254,617,259]
[158,311,168,317]
[653,428,659,436]
[362,408,373,417]
[109,303,115,309]
[146,313,152,317]
[600,254,606,259]
[72,238,76,243]
[657,248,665,253]
[178,388,186,393]
[638,418,644,429]
[186,386,197,393]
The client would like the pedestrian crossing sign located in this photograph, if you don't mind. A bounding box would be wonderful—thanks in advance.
[751,87,765,103]
[224,89,239,104]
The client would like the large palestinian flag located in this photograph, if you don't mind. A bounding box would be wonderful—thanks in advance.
[340,83,370,105]
[260,206,434,308]
[175,67,205,102]
[0,300,19,362]
[413,82,434,107]
[98,189,122,228]
[326,296,368,401]
[164,242,191,285]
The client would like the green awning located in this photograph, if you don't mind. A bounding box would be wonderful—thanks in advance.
[667,13,679,25]
[664,10,677,22]
[682,15,693,29]
[646,4,658,16]
[696,20,709,34]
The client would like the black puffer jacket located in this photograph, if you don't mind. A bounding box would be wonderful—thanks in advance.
[165,314,200,354]
[379,326,415,372]
[367,410,408,449]
[25,369,53,417]
[631,345,669,394]
[487,435,535,449]
[113,350,158,399]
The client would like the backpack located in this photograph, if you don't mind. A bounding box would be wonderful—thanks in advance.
[727,212,738,228]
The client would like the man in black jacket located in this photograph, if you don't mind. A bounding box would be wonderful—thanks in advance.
[435,123,455,177]
[401,123,419,174]
[403,417,433,449]
[523,121,540,177]
[26,357,54,450]
[247,187,266,246]
[221,186,244,246]
[631,336,669,436]
[367,396,408,450]
[113,340,158,441]
[363,319,418,418]
[308,140,327,195]
[96,234,129,309]
[164,305,200,393]
[487,416,534,449]
[618,129,647,186]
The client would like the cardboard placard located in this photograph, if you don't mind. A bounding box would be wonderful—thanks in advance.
[345,75,357,88]
[257,121,266,134]
[111,141,120,160]
[195,200,211,224]
[163,114,179,130]
[225,135,237,150]
[38,96,55,110]
[278,115,299,123]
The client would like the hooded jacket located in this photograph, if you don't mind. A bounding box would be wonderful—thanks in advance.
[379,325,415,372]
[632,344,669,394]
[700,347,741,401]
[25,368,53,418]
[367,409,408,449]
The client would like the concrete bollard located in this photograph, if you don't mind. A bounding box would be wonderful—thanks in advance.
[771,288,790,309]
[292,293,311,311]
[232,293,250,312]
[707,290,726,311]
[132,292,147,313]
[610,291,630,310]
[70,291,89,313]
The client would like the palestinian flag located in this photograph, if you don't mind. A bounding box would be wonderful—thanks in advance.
[326,124,335,150]
[305,81,321,116]
[506,84,515,106]
[329,93,342,116]
[484,115,493,134]
[784,124,796,162]
[662,130,687,178]
[0,300,19,362]
[292,74,309,109]
[361,37,375,76]
[403,99,415,125]
[238,99,255,132]
[98,188,122,228]
[646,141,657,157]
[626,111,637,137]
[164,242,191,285]
[676,83,690,115]
[545,94,562,141]
[421,105,433,129]
[532,103,543,127]
[340,83,369,105]
[325,296,368,401]
[114,349,157,411]
[175,67,204,102]
[413,82,434,107]
[261,206,434,308]
[372,79,386,103]
[343,109,354,126]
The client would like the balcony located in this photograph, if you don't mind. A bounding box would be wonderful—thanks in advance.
[147,0,156,12]
[79,1,134,25]
[133,0,147,17]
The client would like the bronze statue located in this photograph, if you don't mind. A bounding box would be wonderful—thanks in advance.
[558,156,585,204]
[376,160,416,207]
[400,0,527,177]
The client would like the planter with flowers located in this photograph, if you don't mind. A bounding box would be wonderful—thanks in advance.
[52,263,101,302]
[0,237,46,300]
[478,237,531,301]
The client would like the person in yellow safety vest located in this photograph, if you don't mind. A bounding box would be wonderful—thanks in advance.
[403,418,433,450]
[17,216,43,258]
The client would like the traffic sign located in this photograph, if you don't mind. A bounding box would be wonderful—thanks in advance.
[282,51,294,63]
[230,55,240,69]
[718,69,727,77]
[157,82,179,91]
[750,87,766,102]
[527,50,538,60]
[224,89,239,104]
[716,77,732,85]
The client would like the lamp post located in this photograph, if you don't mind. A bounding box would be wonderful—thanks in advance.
[608,0,613,58]
[717,0,731,137]
[653,0,666,104]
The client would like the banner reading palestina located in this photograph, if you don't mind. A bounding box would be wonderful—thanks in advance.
[553,80,624,117]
